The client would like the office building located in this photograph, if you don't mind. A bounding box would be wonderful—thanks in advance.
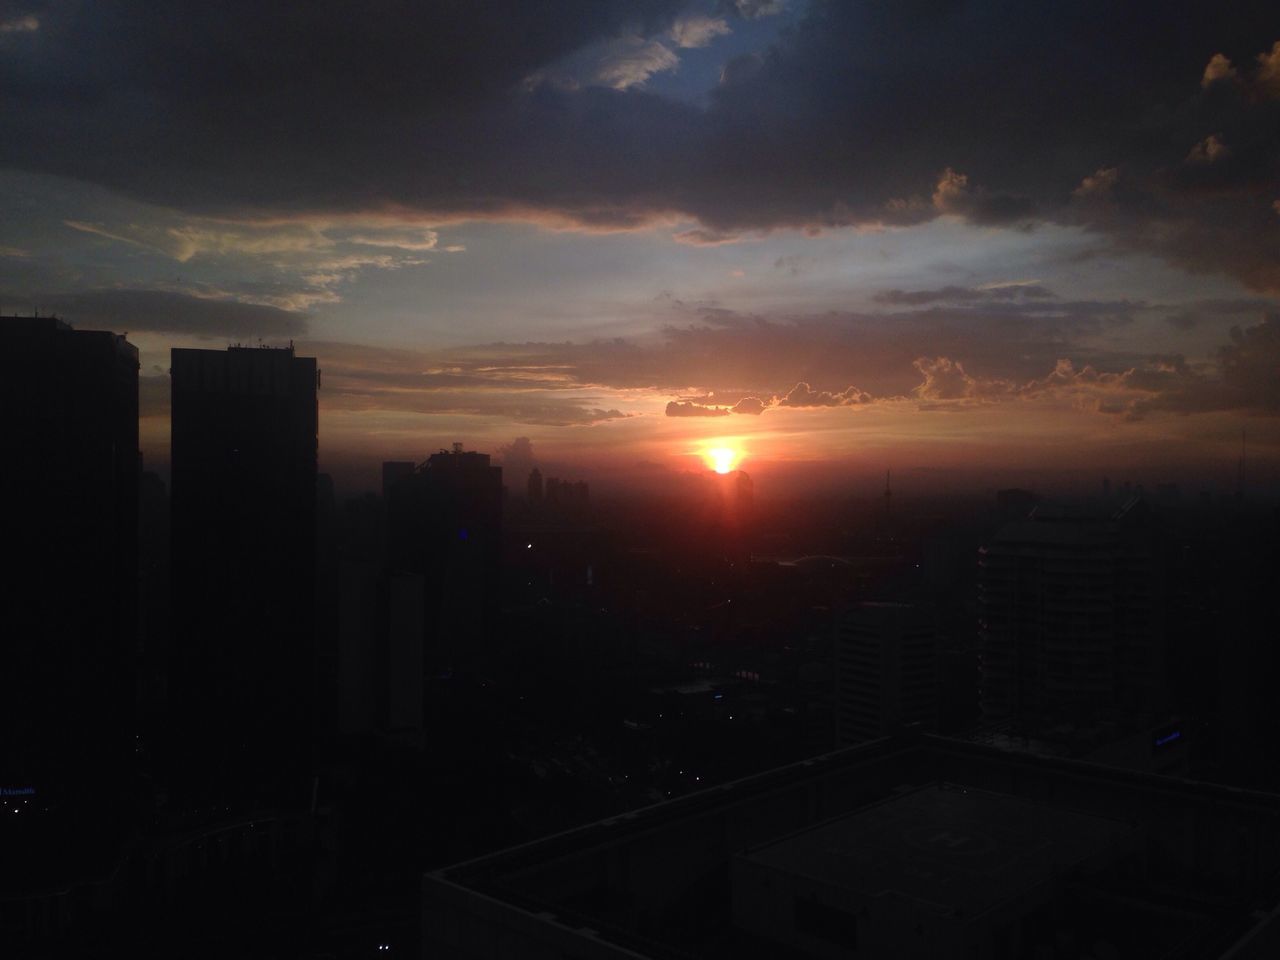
[1,316,138,822]
[979,501,1164,731]
[169,345,318,804]
[836,602,937,745]
[384,444,502,676]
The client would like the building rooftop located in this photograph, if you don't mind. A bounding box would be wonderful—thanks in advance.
[425,734,1280,959]
[741,782,1133,920]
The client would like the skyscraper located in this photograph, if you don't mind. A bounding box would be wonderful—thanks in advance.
[978,501,1164,731]
[1,316,138,831]
[384,445,502,676]
[169,345,318,805]
[836,602,938,745]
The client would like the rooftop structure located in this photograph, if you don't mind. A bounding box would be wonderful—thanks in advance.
[424,732,1280,959]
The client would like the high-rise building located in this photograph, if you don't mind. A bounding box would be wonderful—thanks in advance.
[384,445,502,677]
[1,316,139,822]
[527,467,543,505]
[169,345,318,804]
[836,602,937,745]
[381,460,415,499]
[978,501,1164,731]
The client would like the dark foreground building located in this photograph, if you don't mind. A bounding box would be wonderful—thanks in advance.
[425,732,1280,959]
[0,316,139,886]
[169,345,318,806]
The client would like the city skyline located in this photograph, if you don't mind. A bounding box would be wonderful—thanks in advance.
[2,3,1278,494]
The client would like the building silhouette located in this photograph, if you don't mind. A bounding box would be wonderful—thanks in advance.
[169,345,318,805]
[836,602,937,745]
[1,316,139,838]
[383,445,502,688]
[979,501,1165,733]
[381,460,415,498]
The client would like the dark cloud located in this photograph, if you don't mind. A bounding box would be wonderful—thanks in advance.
[905,313,1280,418]
[777,381,871,407]
[1163,297,1276,331]
[303,301,1280,424]
[672,228,742,246]
[665,399,731,416]
[1220,313,1280,412]
[4,288,307,337]
[874,284,1056,306]
[408,294,1148,407]
[729,395,768,414]
[2,4,1277,290]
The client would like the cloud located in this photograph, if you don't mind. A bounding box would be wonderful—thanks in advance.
[1073,167,1120,200]
[670,15,731,49]
[672,227,742,246]
[5,288,307,337]
[901,312,1280,419]
[913,357,1007,402]
[666,399,730,417]
[61,213,443,308]
[729,395,768,415]
[1186,134,1230,165]
[594,38,679,90]
[776,382,871,407]
[874,283,1055,306]
[0,13,38,33]
[728,0,784,18]
[344,229,439,251]
[297,299,1280,428]
[1202,53,1238,88]
[310,340,635,426]
[1256,41,1280,98]
[4,5,1278,290]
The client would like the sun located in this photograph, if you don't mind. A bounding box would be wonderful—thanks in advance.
[705,446,740,474]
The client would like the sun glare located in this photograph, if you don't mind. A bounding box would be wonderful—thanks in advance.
[705,446,739,474]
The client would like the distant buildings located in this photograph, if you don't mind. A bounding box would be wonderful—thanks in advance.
[169,345,318,803]
[979,501,1165,732]
[1,316,139,818]
[540,474,589,516]
[836,602,937,745]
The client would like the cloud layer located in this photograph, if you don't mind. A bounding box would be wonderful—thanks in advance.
[1,3,1277,291]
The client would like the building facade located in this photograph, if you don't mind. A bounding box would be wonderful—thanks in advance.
[169,345,318,805]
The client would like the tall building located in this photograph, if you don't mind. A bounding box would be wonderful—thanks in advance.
[1,316,139,824]
[384,445,502,679]
[169,345,318,804]
[836,602,937,745]
[978,501,1164,731]
[381,460,415,498]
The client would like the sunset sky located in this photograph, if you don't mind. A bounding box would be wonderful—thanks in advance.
[2,2,1278,495]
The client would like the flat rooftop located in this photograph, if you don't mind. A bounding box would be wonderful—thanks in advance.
[741,782,1134,920]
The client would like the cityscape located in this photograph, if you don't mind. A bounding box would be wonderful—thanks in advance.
[3,3,1280,959]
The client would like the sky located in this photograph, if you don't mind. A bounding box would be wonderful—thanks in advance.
[2,1,1279,496]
